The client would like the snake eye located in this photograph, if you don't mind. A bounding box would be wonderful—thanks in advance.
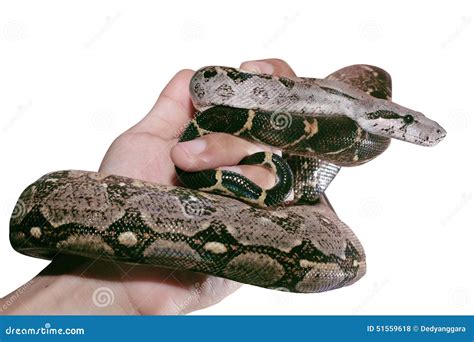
[403,114,414,124]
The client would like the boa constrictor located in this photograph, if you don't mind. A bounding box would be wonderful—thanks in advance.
[9,65,446,293]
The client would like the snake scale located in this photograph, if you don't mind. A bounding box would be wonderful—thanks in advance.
[9,64,446,293]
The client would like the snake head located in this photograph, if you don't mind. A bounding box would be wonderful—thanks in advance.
[357,100,447,146]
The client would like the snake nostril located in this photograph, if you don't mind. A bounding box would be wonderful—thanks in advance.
[436,129,441,133]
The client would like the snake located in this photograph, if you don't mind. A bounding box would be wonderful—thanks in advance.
[9,64,446,293]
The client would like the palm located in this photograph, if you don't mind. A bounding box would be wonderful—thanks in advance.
[95,129,240,314]
[3,59,304,315]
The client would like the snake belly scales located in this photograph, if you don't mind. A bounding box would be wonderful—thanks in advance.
[9,65,446,293]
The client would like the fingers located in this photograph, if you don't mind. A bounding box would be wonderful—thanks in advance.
[171,133,279,189]
[172,133,281,171]
[240,58,297,78]
[128,69,195,140]
[129,59,296,142]
[171,58,297,189]
[123,59,298,190]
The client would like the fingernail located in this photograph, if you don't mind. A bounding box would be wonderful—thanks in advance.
[178,139,207,155]
[271,147,283,157]
[249,143,281,156]
[243,61,274,74]
[285,189,295,202]
[249,143,269,155]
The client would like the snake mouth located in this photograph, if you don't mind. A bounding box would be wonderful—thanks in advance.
[359,100,447,147]
[362,116,447,147]
[401,121,447,147]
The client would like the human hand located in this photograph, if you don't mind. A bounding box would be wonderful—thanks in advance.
[2,58,300,315]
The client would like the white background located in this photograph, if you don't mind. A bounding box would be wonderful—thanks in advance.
[0,0,473,314]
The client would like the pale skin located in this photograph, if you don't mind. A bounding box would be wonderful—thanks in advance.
[1,59,335,314]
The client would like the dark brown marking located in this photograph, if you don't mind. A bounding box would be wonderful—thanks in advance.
[203,69,218,79]
[279,77,295,89]
[319,86,356,100]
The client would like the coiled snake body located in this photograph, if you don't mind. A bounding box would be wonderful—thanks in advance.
[9,65,446,293]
